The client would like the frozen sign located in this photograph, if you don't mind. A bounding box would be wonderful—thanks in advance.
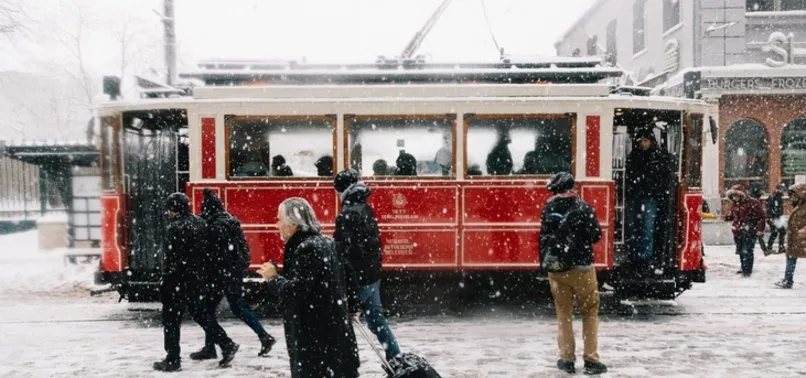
[703,77,806,91]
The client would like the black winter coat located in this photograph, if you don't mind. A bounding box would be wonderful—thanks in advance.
[334,182,383,286]
[267,230,360,378]
[202,193,250,282]
[539,193,602,268]
[625,145,673,200]
[161,212,208,299]
[767,191,785,219]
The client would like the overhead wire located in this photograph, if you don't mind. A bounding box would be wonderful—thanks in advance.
[479,0,503,56]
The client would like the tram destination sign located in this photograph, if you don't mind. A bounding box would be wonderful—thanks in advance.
[703,76,806,91]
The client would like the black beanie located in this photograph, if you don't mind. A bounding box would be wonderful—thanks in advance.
[547,172,575,194]
[333,168,359,193]
[165,192,190,214]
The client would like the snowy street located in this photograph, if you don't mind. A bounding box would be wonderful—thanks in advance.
[2,230,806,377]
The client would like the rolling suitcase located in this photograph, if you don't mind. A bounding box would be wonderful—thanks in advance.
[353,319,442,378]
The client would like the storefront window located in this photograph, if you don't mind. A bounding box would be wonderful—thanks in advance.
[347,117,453,177]
[465,116,572,177]
[724,119,768,191]
[227,117,334,178]
[747,0,773,11]
[781,117,806,187]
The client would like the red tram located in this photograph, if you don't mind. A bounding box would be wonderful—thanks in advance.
[94,57,713,302]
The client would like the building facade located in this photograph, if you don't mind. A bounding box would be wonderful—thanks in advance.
[556,0,806,209]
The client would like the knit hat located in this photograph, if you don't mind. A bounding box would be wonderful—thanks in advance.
[165,192,190,214]
[547,172,575,194]
[333,168,359,193]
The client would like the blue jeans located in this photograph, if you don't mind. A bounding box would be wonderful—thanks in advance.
[629,198,658,262]
[205,281,269,348]
[784,256,797,284]
[735,233,755,275]
[359,280,401,359]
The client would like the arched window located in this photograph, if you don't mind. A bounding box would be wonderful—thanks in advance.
[724,119,768,192]
[781,117,806,187]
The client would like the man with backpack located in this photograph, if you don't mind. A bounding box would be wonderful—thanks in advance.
[766,183,787,256]
[189,189,276,360]
[539,172,607,375]
[332,169,402,361]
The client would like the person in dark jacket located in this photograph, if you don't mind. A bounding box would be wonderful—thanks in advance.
[725,184,766,277]
[189,189,276,360]
[333,169,402,360]
[539,172,607,375]
[766,183,787,255]
[271,155,293,177]
[486,133,513,175]
[395,150,418,176]
[258,197,360,378]
[153,193,239,372]
[314,155,333,177]
[625,128,673,267]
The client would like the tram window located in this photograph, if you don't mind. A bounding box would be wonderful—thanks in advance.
[465,116,572,176]
[347,117,454,177]
[100,117,114,190]
[686,115,703,188]
[226,117,334,178]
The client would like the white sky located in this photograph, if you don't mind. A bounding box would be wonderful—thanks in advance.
[2,0,597,74]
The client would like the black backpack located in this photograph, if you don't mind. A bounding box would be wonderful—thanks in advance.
[541,199,601,272]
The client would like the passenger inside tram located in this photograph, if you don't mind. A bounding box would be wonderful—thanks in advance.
[314,155,333,177]
[517,151,539,174]
[486,130,513,175]
[271,155,294,177]
[395,150,418,176]
[372,159,389,176]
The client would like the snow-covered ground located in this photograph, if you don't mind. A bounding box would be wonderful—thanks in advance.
[1,230,806,377]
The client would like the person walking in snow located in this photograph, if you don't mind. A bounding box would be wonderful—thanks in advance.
[258,197,360,378]
[188,189,276,361]
[775,184,806,289]
[333,168,402,361]
[153,193,239,372]
[539,172,607,375]
[725,184,766,277]
[765,183,787,255]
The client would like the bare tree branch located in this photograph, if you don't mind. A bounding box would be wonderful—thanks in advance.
[0,0,28,37]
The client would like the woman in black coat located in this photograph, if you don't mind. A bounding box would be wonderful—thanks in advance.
[258,197,360,378]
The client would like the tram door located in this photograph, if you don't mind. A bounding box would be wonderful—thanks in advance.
[612,108,682,275]
[121,109,188,283]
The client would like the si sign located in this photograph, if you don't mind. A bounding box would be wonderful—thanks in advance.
[763,32,805,67]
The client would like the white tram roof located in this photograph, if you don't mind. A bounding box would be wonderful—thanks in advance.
[97,57,709,115]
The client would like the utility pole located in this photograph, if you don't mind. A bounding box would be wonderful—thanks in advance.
[163,0,176,85]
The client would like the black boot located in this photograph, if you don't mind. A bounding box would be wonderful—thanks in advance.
[219,342,239,368]
[258,334,276,357]
[153,358,181,372]
[189,346,217,360]
[584,360,608,375]
[556,359,575,374]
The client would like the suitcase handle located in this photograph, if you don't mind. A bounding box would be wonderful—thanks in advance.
[352,318,395,374]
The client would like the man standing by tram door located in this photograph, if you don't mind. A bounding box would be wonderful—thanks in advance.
[153,193,239,372]
[189,188,277,361]
[625,128,673,274]
[333,169,402,361]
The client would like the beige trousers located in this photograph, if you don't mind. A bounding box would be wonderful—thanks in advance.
[548,268,600,363]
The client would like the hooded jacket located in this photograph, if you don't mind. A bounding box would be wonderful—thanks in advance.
[333,181,383,286]
[725,184,765,237]
[787,184,806,259]
[625,132,673,200]
[201,189,251,282]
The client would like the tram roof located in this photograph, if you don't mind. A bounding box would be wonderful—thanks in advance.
[178,57,623,86]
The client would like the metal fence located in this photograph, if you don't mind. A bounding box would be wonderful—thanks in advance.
[0,156,41,220]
